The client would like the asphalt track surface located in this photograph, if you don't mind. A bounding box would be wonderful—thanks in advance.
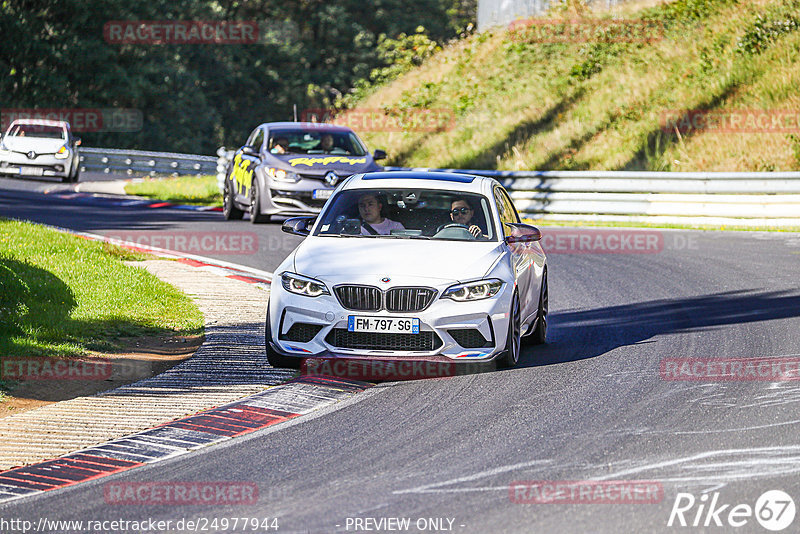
[2,174,800,533]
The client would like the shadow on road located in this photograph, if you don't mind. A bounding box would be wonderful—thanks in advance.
[522,288,800,367]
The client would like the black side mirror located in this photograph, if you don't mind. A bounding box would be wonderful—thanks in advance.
[282,216,316,237]
[504,223,542,244]
[373,149,387,161]
[73,138,82,147]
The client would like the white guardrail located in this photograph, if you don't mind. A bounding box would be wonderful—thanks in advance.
[89,147,800,227]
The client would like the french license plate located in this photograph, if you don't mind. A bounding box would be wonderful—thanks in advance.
[20,167,44,177]
[348,316,420,334]
[312,189,333,200]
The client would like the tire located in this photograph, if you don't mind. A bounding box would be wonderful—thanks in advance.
[526,269,548,346]
[70,156,80,183]
[498,291,521,368]
[223,178,244,220]
[265,308,301,369]
[249,180,269,224]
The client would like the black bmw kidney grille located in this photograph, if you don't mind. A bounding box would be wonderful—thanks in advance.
[385,288,436,312]
[326,329,442,351]
[334,286,436,312]
[335,285,382,311]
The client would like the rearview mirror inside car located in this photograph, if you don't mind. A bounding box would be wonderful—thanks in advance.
[282,216,316,237]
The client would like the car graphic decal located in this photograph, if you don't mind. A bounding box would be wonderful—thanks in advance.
[232,153,254,195]
[287,156,367,167]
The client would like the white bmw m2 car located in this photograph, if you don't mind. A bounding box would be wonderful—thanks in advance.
[266,171,548,370]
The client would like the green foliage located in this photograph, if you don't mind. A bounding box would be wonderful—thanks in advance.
[0,0,473,153]
[788,134,800,168]
[644,0,739,24]
[736,11,799,55]
[373,28,442,84]
[341,28,443,107]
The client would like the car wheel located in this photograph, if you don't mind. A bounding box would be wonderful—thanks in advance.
[525,269,548,346]
[265,307,301,369]
[249,180,269,224]
[70,156,80,183]
[223,179,244,220]
[498,290,521,368]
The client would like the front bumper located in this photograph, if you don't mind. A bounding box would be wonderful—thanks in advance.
[0,152,72,178]
[260,173,347,215]
[268,278,514,363]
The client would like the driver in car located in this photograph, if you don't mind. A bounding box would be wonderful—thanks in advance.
[359,193,405,235]
[450,198,485,238]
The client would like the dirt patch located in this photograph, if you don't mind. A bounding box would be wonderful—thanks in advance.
[0,334,203,419]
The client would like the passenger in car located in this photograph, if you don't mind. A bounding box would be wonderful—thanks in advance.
[358,193,405,235]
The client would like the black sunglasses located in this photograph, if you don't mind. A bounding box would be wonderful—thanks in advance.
[451,207,472,215]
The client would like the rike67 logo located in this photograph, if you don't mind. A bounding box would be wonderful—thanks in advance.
[668,490,795,531]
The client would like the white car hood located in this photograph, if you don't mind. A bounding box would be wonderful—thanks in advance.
[293,237,503,283]
[3,136,66,153]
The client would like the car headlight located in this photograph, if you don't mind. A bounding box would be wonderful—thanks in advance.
[281,272,330,297]
[268,167,299,183]
[54,145,69,159]
[442,279,504,302]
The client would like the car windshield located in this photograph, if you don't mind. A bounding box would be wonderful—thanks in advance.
[267,129,366,156]
[7,123,67,139]
[314,188,496,241]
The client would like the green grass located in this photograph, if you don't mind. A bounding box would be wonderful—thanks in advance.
[125,175,221,206]
[0,219,204,365]
[355,0,800,172]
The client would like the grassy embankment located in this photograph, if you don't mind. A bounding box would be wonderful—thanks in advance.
[356,0,800,172]
[0,219,204,400]
[124,175,221,206]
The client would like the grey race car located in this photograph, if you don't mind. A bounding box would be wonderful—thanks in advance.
[222,122,386,222]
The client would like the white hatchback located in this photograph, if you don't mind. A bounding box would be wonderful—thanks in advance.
[266,171,548,371]
[0,119,81,182]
